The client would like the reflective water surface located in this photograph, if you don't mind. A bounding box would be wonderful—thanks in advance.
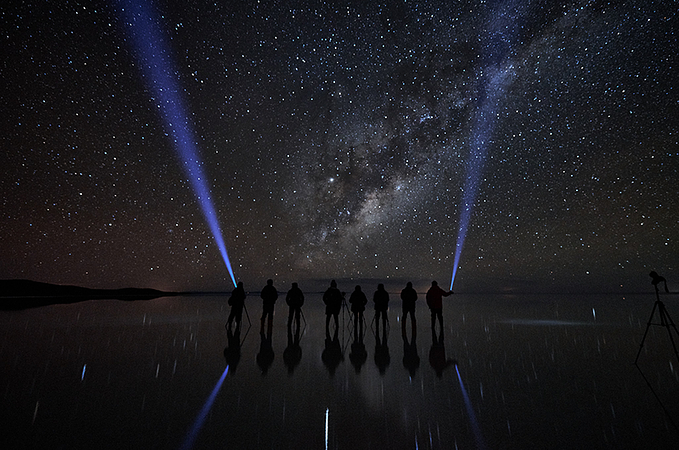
[2,293,678,449]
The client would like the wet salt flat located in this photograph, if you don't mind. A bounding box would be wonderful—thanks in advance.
[1,293,678,449]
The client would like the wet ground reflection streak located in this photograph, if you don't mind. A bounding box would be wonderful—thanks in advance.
[325,408,329,450]
[456,364,486,450]
[180,366,230,450]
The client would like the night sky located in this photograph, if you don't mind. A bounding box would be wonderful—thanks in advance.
[2,0,677,293]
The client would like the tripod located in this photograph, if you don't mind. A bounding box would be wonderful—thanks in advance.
[634,284,679,365]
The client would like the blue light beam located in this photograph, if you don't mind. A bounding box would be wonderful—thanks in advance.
[450,3,522,290]
[114,0,236,287]
[180,366,229,450]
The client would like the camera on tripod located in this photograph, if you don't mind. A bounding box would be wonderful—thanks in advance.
[635,271,678,366]
[650,271,669,296]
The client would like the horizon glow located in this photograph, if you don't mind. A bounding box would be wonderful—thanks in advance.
[450,3,520,290]
[114,0,237,287]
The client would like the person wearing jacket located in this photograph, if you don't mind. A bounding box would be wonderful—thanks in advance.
[425,281,453,336]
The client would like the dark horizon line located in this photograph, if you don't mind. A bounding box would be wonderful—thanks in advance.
[0,279,664,300]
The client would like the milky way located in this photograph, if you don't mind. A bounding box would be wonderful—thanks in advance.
[1,0,677,292]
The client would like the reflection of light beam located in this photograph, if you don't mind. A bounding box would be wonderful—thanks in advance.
[450,3,520,291]
[180,366,229,450]
[455,364,486,450]
[113,0,236,287]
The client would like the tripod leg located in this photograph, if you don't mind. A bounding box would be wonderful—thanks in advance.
[658,304,679,365]
[635,301,660,364]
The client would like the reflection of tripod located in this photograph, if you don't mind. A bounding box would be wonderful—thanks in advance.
[634,285,679,365]
[341,295,351,330]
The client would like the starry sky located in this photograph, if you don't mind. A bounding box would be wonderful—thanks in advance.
[1,0,677,293]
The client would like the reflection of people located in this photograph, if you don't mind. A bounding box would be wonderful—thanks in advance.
[402,332,420,377]
[650,271,669,294]
[429,332,454,378]
[374,328,390,375]
[223,326,242,375]
[260,279,278,333]
[256,328,275,375]
[321,333,343,376]
[349,321,368,374]
[226,281,247,330]
[283,324,302,375]
[426,281,453,336]
[323,280,343,336]
[373,283,389,334]
[400,282,417,337]
[349,285,367,333]
[286,282,305,330]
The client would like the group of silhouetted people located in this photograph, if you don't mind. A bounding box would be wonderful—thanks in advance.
[226,279,453,338]
[225,278,456,378]
[226,279,306,334]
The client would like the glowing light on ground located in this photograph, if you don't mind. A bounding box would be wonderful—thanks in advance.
[325,408,329,450]
[113,0,236,286]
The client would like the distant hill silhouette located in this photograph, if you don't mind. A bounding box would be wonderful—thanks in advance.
[0,279,178,310]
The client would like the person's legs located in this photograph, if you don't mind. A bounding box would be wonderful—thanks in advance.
[267,309,273,332]
[261,306,274,331]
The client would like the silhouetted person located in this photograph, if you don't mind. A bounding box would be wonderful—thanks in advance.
[349,285,367,334]
[349,321,368,374]
[223,326,242,375]
[374,327,390,375]
[323,280,343,336]
[429,332,454,378]
[322,333,343,377]
[373,283,389,334]
[256,328,275,375]
[226,281,247,331]
[402,332,420,377]
[260,279,278,333]
[650,271,669,294]
[400,281,418,338]
[283,323,302,375]
[286,282,305,330]
[426,280,453,337]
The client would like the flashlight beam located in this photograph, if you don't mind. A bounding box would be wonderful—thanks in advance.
[114,0,237,287]
[450,3,521,290]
